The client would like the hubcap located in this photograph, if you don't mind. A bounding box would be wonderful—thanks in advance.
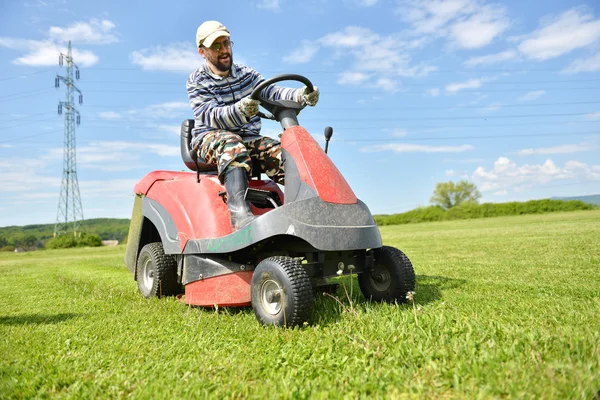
[142,258,155,290]
[260,279,283,315]
[369,265,391,292]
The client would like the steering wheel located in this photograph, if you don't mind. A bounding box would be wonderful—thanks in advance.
[250,74,314,120]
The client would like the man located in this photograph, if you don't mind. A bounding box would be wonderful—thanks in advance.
[186,20,319,230]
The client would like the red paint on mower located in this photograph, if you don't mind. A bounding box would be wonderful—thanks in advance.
[185,271,253,307]
[281,126,357,205]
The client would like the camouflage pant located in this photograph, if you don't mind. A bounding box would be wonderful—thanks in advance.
[196,130,285,184]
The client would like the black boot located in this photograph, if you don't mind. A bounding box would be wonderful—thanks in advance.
[224,168,256,230]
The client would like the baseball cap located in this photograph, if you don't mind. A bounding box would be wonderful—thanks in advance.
[196,21,230,48]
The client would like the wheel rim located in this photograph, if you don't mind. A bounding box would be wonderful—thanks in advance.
[142,258,155,291]
[259,279,283,315]
[369,264,391,292]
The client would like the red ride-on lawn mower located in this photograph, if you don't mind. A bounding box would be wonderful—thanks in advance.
[124,74,415,326]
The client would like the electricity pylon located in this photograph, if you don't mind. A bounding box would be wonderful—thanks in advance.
[54,40,84,237]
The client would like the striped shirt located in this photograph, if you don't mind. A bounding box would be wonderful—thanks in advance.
[186,63,300,149]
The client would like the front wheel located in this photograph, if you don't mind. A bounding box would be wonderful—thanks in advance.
[251,256,314,327]
[359,246,415,303]
[136,242,180,298]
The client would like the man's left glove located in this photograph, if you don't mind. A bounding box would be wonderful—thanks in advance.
[298,86,319,106]
[236,97,260,119]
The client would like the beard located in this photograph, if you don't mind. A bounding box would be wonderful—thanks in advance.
[207,51,233,73]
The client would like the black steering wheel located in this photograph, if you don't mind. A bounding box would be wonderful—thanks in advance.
[250,74,314,120]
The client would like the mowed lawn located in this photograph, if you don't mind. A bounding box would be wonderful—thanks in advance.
[0,210,598,399]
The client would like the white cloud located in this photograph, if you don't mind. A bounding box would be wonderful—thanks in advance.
[585,112,600,120]
[157,124,181,135]
[375,77,400,92]
[65,141,179,171]
[257,0,280,11]
[97,102,190,122]
[398,0,510,49]
[48,19,118,44]
[517,8,600,61]
[464,49,518,67]
[0,158,60,193]
[472,156,600,192]
[98,111,122,120]
[0,18,117,67]
[450,5,510,49]
[445,78,483,93]
[361,143,474,153]
[446,169,456,176]
[482,103,502,112]
[356,0,379,6]
[282,41,319,63]
[564,51,600,73]
[130,43,200,72]
[337,71,371,85]
[390,128,408,137]
[283,25,436,90]
[518,90,546,102]
[517,142,600,156]
[427,88,440,96]
[0,38,99,67]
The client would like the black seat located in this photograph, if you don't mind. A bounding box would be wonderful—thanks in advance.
[180,119,218,173]
[181,119,264,179]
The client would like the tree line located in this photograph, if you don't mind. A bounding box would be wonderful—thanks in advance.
[0,218,130,251]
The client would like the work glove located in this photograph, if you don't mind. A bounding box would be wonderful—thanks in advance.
[298,86,319,106]
[236,97,260,118]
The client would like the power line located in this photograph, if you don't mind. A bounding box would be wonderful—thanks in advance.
[307,112,599,121]
[81,66,587,73]
[74,100,600,111]
[0,68,53,82]
[0,112,54,123]
[0,89,55,103]
[80,86,600,95]
[334,131,600,142]
[79,78,600,86]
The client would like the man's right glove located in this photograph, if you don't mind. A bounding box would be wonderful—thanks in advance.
[236,97,260,118]
[298,86,319,106]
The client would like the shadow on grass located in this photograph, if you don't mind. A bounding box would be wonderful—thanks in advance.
[0,313,81,326]
[415,274,467,304]
[310,274,466,326]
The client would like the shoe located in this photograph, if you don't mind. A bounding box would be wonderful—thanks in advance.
[224,168,256,230]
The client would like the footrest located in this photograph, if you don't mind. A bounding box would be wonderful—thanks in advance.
[245,188,282,208]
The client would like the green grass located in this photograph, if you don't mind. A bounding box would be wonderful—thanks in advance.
[1,210,599,399]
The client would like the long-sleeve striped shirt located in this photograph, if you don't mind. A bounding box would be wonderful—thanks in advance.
[186,63,301,149]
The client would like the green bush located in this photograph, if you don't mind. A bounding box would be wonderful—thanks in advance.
[375,199,595,226]
[1,245,15,252]
[76,233,102,247]
[45,235,76,249]
[44,233,102,249]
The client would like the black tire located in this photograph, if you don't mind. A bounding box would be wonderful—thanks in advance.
[251,256,314,327]
[136,242,180,298]
[358,246,415,303]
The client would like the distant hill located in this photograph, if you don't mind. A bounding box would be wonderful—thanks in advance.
[550,194,600,206]
[0,218,130,243]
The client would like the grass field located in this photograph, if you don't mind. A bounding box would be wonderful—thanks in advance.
[1,210,599,399]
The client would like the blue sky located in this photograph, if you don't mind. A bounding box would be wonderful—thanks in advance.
[1,0,599,227]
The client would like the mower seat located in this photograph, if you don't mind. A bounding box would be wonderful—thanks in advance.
[181,119,264,179]
[180,119,217,173]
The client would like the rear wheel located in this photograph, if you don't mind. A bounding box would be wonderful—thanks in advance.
[136,242,180,298]
[251,256,313,327]
[359,246,415,302]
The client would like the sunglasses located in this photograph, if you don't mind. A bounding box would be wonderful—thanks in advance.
[203,39,233,52]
